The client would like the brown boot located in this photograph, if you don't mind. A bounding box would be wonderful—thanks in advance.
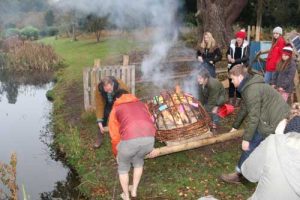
[235,98,241,107]
[93,133,104,149]
[220,172,242,184]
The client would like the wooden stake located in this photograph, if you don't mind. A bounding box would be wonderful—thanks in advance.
[145,130,243,158]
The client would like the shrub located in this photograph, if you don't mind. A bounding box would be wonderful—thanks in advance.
[46,26,59,36]
[2,37,64,71]
[5,28,20,38]
[20,26,39,40]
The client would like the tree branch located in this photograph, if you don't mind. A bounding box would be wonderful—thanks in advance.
[225,0,248,25]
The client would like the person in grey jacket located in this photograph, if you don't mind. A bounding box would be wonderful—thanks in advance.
[242,115,300,200]
[271,44,297,102]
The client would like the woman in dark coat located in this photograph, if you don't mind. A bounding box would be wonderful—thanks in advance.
[196,32,222,78]
[271,44,297,102]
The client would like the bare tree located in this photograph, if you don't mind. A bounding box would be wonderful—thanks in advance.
[196,0,248,46]
[86,14,108,43]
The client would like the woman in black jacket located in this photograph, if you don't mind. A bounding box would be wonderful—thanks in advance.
[196,32,222,78]
[227,31,250,106]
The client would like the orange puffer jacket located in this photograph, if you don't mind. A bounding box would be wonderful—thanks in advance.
[108,94,156,156]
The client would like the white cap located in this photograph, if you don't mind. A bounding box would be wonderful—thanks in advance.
[283,46,293,52]
[273,26,283,35]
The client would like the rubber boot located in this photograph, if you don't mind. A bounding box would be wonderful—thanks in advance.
[93,132,104,149]
[220,172,242,184]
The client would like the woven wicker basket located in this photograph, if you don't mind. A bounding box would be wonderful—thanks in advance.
[147,91,211,142]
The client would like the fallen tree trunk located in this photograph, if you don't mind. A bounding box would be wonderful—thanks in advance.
[146,129,243,158]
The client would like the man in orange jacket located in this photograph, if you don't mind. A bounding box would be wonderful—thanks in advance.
[109,89,157,200]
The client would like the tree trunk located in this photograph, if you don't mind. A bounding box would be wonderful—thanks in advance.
[95,30,101,43]
[72,23,77,41]
[197,0,248,47]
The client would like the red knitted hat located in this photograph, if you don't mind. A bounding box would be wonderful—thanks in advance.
[235,31,246,39]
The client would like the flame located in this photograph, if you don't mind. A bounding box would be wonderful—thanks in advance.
[175,85,181,94]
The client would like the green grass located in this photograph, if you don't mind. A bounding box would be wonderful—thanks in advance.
[41,36,145,82]
[42,35,255,199]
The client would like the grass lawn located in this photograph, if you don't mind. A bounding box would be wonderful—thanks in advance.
[40,35,255,200]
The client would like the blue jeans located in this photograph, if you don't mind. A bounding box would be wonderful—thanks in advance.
[264,71,274,84]
[236,130,264,172]
[211,113,219,124]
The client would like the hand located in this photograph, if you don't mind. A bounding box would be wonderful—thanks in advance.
[242,140,250,151]
[256,50,261,56]
[230,58,235,63]
[278,87,284,92]
[147,149,159,158]
[198,56,203,63]
[227,56,232,63]
[212,106,218,114]
[209,61,213,64]
[98,122,104,133]
[230,128,237,132]
[271,85,275,88]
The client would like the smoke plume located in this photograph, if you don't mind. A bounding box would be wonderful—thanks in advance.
[55,0,182,86]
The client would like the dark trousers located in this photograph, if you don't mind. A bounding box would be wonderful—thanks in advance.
[228,78,241,98]
[102,103,113,126]
[237,130,264,171]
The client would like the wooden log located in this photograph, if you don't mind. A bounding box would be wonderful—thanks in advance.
[145,130,243,158]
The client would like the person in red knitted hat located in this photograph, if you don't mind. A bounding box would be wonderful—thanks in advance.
[226,29,250,107]
[235,31,247,40]
[270,44,297,102]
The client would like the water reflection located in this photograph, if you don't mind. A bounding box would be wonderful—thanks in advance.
[40,170,82,200]
[0,70,53,104]
[0,70,85,199]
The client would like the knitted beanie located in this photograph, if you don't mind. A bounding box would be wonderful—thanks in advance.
[284,115,300,134]
[273,26,283,35]
[235,31,246,39]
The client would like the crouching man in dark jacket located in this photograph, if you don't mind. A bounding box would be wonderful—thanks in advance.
[197,68,226,130]
[220,64,290,184]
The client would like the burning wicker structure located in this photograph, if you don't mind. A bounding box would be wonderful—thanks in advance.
[147,87,211,142]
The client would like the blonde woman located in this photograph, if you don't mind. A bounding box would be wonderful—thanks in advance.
[196,32,222,78]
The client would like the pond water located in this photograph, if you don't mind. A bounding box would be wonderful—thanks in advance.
[0,71,83,200]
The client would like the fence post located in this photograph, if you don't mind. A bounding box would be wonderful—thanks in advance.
[90,59,101,109]
[247,25,251,41]
[83,68,91,111]
[123,55,129,66]
[94,59,101,67]
[251,26,256,39]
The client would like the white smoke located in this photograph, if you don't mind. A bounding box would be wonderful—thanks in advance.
[54,0,182,86]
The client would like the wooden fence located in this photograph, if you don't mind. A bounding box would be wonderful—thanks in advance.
[83,56,135,111]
